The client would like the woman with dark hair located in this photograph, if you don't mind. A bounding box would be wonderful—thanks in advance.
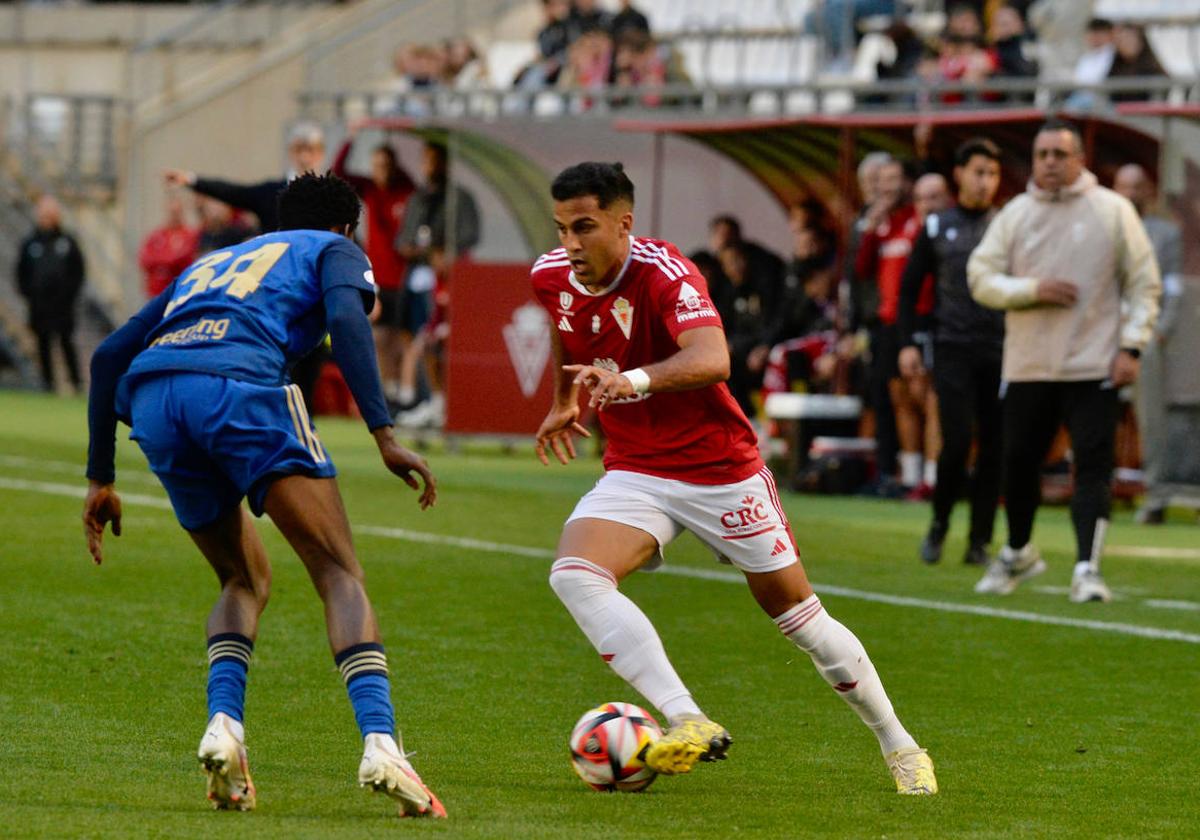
[332,129,417,400]
[1107,23,1167,102]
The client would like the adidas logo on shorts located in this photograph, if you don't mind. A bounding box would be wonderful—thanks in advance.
[770,538,788,557]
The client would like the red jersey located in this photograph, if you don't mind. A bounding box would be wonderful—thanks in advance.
[139,224,199,297]
[332,141,414,290]
[855,205,934,325]
[531,236,764,485]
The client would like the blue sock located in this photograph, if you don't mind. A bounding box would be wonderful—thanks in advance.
[206,633,253,722]
[334,642,395,737]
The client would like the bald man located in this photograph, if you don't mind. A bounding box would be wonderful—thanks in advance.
[1113,164,1183,524]
[16,195,86,392]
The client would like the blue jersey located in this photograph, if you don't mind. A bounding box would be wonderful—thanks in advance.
[122,230,375,389]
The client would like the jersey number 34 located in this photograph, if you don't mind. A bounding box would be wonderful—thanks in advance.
[164,242,290,318]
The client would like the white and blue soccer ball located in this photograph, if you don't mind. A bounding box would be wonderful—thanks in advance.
[568,702,662,792]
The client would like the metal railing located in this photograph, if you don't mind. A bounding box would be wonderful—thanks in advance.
[299,75,1200,123]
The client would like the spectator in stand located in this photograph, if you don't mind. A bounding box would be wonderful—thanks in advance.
[16,194,85,393]
[935,7,997,104]
[194,195,252,255]
[708,214,786,296]
[163,121,328,408]
[989,4,1038,79]
[332,128,417,403]
[1112,164,1183,525]
[808,0,899,70]
[138,193,198,298]
[899,138,1005,567]
[1065,18,1115,109]
[611,0,651,41]
[1107,24,1167,102]
[568,0,613,42]
[968,118,1160,604]
[1027,0,1096,83]
[444,37,489,89]
[394,142,481,429]
[527,0,573,86]
[613,30,689,106]
[560,28,614,98]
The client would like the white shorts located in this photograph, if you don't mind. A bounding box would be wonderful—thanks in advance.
[565,468,799,574]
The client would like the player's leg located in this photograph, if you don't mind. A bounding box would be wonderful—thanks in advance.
[188,505,271,812]
[59,321,83,391]
[127,373,264,811]
[921,376,940,488]
[743,561,937,794]
[966,350,1004,564]
[262,474,444,817]
[976,381,1059,594]
[548,473,730,774]
[925,349,973,563]
[889,376,924,490]
[35,326,54,391]
[1063,381,1119,603]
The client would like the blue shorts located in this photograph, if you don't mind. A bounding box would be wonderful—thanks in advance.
[128,372,337,530]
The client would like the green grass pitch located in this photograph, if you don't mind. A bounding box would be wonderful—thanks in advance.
[0,391,1197,838]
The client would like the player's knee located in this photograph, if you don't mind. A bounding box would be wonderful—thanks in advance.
[549,557,616,602]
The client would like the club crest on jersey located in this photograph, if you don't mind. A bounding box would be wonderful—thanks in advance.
[675,281,717,323]
[718,494,775,540]
[611,297,633,339]
[503,303,551,398]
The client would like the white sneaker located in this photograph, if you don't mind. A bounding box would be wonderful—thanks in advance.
[974,544,1046,595]
[358,733,447,818]
[885,746,938,795]
[395,393,445,429]
[1069,570,1113,603]
[197,712,256,811]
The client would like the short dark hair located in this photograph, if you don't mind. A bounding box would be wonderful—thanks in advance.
[709,214,741,237]
[277,172,361,234]
[551,161,635,208]
[1087,17,1114,32]
[1037,117,1084,153]
[955,137,1002,167]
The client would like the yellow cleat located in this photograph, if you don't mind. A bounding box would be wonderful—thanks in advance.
[886,747,938,795]
[643,717,731,775]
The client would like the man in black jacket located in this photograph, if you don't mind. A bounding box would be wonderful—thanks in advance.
[897,138,1004,566]
[163,123,328,405]
[16,195,85,392]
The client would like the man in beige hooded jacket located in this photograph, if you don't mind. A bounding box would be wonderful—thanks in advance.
[966,118,1160,603]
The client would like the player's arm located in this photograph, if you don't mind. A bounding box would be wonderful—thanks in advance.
[567,325,730,411]
[535,324,590,466]
[83,288,171,565]
[321,248,437,508]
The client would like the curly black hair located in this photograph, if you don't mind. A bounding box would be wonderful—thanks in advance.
[550,161,635,209]
[276,172,361,234]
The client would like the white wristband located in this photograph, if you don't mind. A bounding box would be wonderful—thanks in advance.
[622,367,651,394]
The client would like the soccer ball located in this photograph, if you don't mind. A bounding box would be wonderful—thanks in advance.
[569,702,662,792]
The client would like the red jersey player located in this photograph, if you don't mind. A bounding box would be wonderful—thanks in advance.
[533,162,938,795]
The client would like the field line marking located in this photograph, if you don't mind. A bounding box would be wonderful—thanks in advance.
[5,475,1199,645]
[1106,545,1200,560]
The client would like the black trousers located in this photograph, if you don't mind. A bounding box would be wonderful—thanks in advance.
[931,342,1002,545]
[1002,380,1118,564]
[868,323,899,478]
[34,322,81,391]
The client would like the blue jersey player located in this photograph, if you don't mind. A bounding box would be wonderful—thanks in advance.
[83,174,446,818]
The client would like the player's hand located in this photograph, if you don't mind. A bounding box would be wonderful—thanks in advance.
[564,364,636,412]
[163,168,197,188]
[1110,350,1140,387]
[375,433,437,509]
[535,403,591,466]
[747,344,770,373]
[898,345,925,378]
[1036,278,1078,307]
[82,481,122,566]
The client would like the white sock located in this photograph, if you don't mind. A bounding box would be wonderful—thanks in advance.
[923,458,937,487]
[1073,561,1093,578]
[397,385,415,405]
[899,452,922,488]
[774,595,917,756]
[550,557,701,721]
